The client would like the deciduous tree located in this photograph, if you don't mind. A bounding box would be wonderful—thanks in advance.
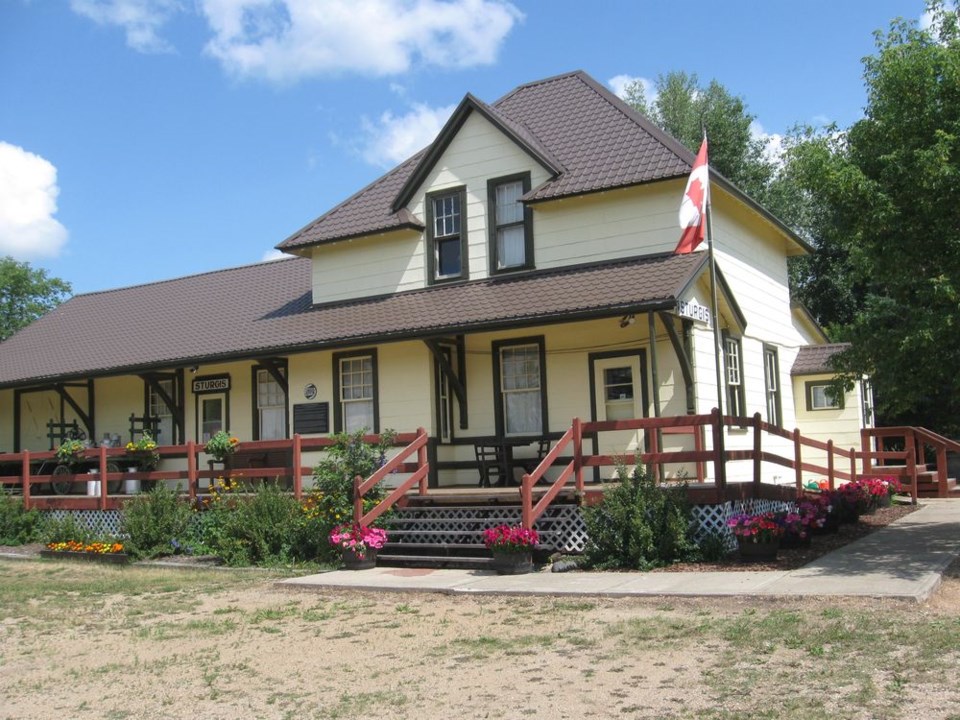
[0,257,71,342]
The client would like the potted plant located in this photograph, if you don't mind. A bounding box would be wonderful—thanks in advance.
[329,523,388,569]
[726,511,785,562]
[125,433,160,471]
[55,439,86,470]
[777,510,811,549]
[483,524,539,574]
[837,480,870,521]
[204,430,239,466]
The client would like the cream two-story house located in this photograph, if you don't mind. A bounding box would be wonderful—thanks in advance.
[0,70,867,486]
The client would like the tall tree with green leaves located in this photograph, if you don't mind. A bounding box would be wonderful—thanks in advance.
[0,257,71,341]
[786,2,960,431]
[622,71,774,201]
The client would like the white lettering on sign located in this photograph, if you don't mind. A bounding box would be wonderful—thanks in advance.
[677,299,711,324]
[192,377,230,393]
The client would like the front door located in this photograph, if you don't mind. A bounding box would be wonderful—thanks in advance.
[199,393,227,442]
[591,353,646,479]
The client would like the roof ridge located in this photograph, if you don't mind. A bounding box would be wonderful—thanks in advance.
[492,69,589,106]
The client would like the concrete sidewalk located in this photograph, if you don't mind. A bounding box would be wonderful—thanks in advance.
[281,500,960,603]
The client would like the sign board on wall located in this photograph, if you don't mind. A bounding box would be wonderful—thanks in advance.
[677,298,711,325]
[192,375,230,393]
[293,402,329,435]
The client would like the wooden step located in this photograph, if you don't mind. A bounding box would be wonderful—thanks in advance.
[377,553,494,570]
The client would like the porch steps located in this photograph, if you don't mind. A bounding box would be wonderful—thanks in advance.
[865,465,960,498]
[378,497,583,569]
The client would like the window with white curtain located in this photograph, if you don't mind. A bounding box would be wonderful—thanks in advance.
[340,356,375,433]
[257,369,286,440]
[489,174,531,272]
[499,343,543,435]
[763,346,781,426]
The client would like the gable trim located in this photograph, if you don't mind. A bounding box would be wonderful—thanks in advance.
[391,94,562,213]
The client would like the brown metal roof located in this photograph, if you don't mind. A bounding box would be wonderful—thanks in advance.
[0,253,705,387]
[278,70,694,252]
[791,343,851,376]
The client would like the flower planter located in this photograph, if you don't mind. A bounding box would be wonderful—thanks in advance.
[736,538,780,562]
[490,549,534,575]
[340,546,377,570]
[40,550,130,565]
[780,533,812,550]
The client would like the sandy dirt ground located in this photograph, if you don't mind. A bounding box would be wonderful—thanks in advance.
[1,553,959,720]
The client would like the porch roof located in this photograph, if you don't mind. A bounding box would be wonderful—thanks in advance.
[791,343,851,375]
[0,252,705,388]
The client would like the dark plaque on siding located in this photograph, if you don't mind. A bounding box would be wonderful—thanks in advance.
[293,402,329,434]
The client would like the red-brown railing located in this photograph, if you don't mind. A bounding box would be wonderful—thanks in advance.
[353,427,429,526]
[515,410,945,529]
[0,432,427,512]
[862,426,960,503]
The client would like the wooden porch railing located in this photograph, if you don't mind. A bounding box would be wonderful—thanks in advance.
[0,431,426,512]
[516,410,941,529]
[353,428,429,526]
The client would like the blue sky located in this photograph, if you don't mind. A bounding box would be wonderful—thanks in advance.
[0,0,929,296]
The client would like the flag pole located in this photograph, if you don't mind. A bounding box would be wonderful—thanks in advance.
[706,197,724,419]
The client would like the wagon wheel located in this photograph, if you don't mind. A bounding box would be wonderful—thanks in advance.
[106,462,123,495]
[50,464,73,495]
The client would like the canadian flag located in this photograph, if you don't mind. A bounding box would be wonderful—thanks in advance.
[675,138,709,254]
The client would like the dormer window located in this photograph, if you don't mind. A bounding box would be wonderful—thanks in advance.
[427,187,468,283]
[489,172,533,273]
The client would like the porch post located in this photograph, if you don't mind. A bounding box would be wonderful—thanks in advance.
[826,440,835,490]
[187,440,197,501]
[752,412,762,490]
[573,417,584,492]
[793,428,803,494]
[292,434,302,500]
[99,444,108,511]
[21,450,31,511]
[648,313,663,481]
[711,408,726,502]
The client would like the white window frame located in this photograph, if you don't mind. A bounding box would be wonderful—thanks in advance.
[256,368,287,440]
[724,336,745,418]
[496,340,545,437]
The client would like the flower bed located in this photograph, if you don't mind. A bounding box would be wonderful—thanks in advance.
[41,540,129,565]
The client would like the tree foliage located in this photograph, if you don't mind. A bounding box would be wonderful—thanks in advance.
[0,256,71,341]
[622,71,774,200]
[783,2,960,431]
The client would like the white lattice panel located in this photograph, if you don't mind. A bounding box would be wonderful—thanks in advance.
[42,509,123,537]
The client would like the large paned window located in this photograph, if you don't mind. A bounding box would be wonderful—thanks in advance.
[148,379,175,445]
[427,188,467,283]
[334,351,379,433]
[256,369,287,440]
[763,345,782,426]
[494,338,547,436]
[488,173,532,272]
[724,336,745,418]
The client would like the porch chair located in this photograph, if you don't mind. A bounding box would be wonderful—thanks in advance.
[475,442,507,488]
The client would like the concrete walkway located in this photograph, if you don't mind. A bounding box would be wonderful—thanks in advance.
[281,499,960,603]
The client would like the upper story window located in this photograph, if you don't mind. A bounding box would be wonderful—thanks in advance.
[427,187,468,283]
[763,345,782,427]
[488,173,533,273]
[724,335,745,418]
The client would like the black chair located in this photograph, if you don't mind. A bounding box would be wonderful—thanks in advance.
[475,442,507,487]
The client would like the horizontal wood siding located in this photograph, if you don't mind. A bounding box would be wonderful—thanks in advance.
[311,230,424,303]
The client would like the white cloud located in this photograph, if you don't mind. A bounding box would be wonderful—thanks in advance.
[261,249,287,262]
[608,74,654,103]
[360,102,456,167]
[200,0,523,82]
[750,121,785,165]
[0,142,68,261]
[69,0,183,53]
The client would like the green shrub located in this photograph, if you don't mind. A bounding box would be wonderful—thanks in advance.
[0,493,44,545]
[302,429,396,562]
[40,512,97,545]
[696,530,732,562]
[189,479,307,566]
[581,462,700,570]
[121,485,193,559]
